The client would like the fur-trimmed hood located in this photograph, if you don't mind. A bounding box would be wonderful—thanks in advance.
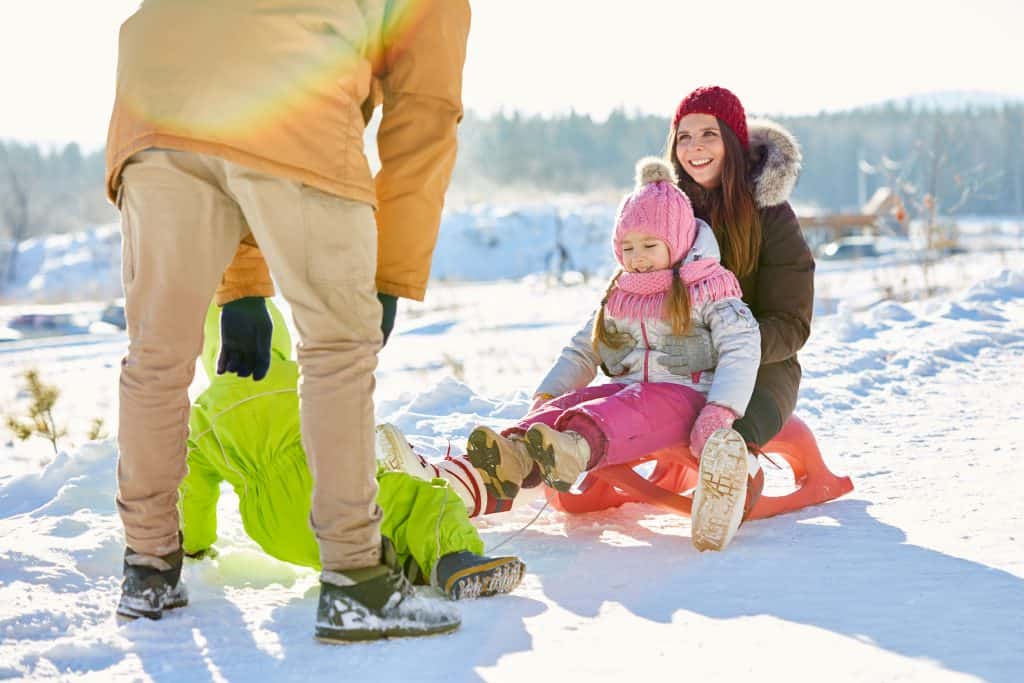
[747,119,802,208]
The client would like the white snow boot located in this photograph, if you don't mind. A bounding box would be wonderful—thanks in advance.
[691,428,761,552]
[376,423,486,516]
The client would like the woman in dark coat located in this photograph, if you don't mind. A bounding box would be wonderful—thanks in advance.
[662,85,813,448]
[379,87,812,535]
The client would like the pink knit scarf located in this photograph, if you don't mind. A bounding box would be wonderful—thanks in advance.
[605,260,743,322]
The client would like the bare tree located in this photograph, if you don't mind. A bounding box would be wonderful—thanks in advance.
[861,117,999,296]
[0,144,48,288]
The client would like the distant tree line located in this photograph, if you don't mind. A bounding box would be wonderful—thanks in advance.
[0,141,115,284]
[2,102,1022,284]
[452,102,1024,215]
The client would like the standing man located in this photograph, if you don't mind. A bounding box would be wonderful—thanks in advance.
[107,0,471,642]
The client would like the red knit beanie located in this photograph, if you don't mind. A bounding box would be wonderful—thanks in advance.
[673,86,749,150]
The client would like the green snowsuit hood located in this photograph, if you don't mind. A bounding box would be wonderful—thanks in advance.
[181,301,482,575]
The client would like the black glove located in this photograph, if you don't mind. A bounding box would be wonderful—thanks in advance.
[378,292,397,347]
[218,297,272,381]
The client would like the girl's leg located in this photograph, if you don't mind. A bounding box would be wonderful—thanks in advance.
[503,384,627,437]
[377,387,632,517]
[467,384,628,513]
[521,383,705,491]
[560,383,706,468]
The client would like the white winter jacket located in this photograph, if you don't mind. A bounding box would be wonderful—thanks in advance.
[535,221,761,417]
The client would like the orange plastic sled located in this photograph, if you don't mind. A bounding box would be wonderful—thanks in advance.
[548,415,853,520]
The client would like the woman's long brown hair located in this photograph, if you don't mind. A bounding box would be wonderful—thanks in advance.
[665,118,761,277]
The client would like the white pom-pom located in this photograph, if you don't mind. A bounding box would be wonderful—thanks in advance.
[635,156,676,188]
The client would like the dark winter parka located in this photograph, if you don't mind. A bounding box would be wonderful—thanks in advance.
[690,119,813,427]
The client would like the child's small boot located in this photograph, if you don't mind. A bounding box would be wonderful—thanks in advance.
[691,428,760,552]
[432,551,526,600]
[116,544,189,620]
[376,423,434,478]
[466,426,534,511]
[523,423,591,492]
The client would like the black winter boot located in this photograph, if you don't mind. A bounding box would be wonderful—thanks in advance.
[432,551,525,600]
[116,544,188,620]
[314,539,461,642]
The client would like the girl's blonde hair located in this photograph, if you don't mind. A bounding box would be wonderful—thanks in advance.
[591,266,692,356]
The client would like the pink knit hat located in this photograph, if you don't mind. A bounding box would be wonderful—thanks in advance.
[613,157,696,267]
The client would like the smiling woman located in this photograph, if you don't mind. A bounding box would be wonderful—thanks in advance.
[665,86,811,452]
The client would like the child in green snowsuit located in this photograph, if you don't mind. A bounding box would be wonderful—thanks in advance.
[179,301,524,599]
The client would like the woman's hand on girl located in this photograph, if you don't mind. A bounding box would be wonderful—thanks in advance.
[657,328,718,377]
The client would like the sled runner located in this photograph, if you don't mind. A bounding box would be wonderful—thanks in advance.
[548,415,853,520]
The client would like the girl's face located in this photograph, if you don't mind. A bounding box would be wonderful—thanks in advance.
[675,113,725,189]
[620,232,671,273]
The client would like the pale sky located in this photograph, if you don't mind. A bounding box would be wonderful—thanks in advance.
[2,0,1021,151]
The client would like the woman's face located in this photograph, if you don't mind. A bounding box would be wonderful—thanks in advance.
[675,113,725,190]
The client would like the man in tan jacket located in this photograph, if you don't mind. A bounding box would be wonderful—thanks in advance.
[108,0,470,641]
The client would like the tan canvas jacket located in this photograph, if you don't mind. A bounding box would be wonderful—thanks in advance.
[106,0,471,302]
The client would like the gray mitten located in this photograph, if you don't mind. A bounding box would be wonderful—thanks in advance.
[657,327,718,376]
[596,320,636,376]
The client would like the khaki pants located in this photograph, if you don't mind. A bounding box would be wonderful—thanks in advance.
[116,149,382,571]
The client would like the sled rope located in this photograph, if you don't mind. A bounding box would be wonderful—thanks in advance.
[484,488,554,554]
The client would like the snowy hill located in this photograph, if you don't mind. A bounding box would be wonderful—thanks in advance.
[4,210,1023,310]
[1,262,1022,681]
[1,205,618,305]
[1,225,123,304]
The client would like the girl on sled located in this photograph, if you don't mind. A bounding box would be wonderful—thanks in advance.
[383,85,812,553]
[384,154,762,552]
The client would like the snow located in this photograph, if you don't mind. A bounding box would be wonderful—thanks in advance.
[2,225,124,304]
[1,224,1023,681]
[1,205,616,305]
[6,211,1021,305]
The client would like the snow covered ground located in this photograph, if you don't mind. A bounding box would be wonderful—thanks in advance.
[2,253,1023,680]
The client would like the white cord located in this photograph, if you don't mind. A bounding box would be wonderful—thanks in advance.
[484,488,554,554]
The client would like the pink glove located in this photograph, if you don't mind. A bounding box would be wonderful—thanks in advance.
[689,404,739,457]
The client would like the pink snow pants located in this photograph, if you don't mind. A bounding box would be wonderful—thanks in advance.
[506,382,706,470]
